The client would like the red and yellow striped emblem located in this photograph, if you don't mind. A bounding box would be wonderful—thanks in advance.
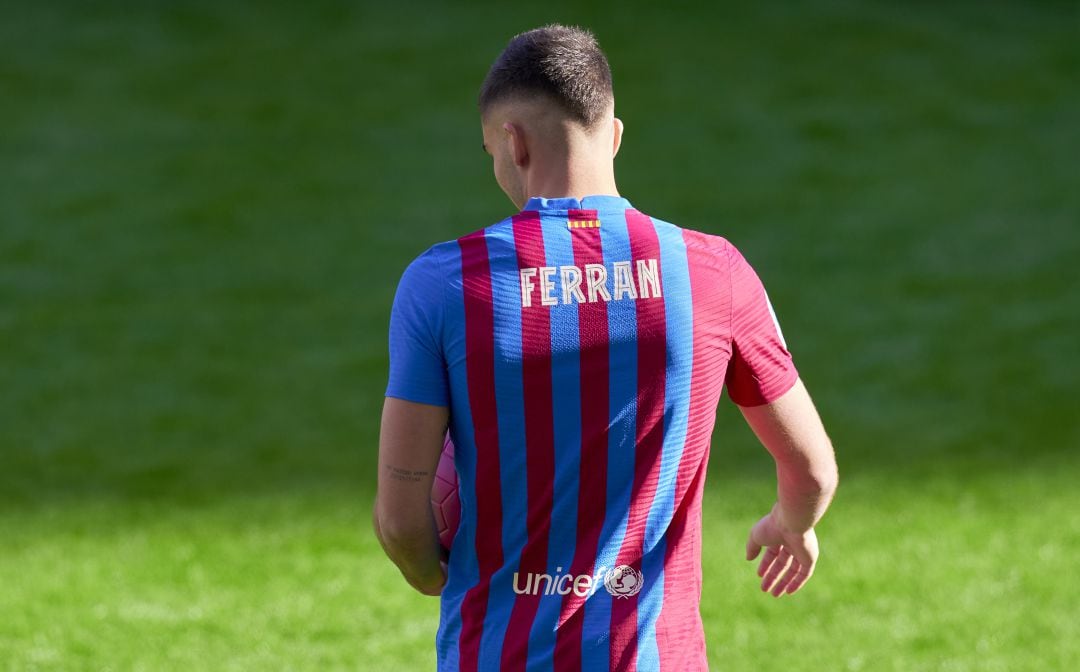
[567,219,601,229]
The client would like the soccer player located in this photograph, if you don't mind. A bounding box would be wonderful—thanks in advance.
[374,24,838,671]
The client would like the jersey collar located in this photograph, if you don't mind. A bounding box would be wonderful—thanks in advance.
[522,195,632,212]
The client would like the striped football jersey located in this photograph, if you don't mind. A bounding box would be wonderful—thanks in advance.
[386,195,798,671]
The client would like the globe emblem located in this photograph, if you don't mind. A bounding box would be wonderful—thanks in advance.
[604,565,644,599]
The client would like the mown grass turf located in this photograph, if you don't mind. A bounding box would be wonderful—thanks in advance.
[1,1,1077,669]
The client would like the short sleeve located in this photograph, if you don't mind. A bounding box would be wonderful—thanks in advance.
[724,243,799,407]
[385,248,450,406]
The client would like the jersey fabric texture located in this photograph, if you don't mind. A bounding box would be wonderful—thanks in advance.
[386,195,798,672]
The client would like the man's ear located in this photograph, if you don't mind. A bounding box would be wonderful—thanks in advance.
[612,117,624,158]
[503,122,529,167]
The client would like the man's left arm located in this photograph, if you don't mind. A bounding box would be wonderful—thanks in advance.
[376,248,451,596]
[374,397,449,596]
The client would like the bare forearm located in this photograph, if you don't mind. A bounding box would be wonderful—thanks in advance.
[775,452,838,533]
[375,398,451,596]
[740,381,837,595]
[373,506,445,595]
[739,380,838,534]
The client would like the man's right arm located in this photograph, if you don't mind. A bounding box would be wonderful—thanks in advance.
[740,378,838,597]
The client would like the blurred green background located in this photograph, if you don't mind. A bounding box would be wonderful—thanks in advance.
[1,1,1077,669]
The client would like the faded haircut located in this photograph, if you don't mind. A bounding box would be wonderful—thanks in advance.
[479,24,614,128]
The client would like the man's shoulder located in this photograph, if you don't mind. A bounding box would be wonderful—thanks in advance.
[399,215,517,284]
[634,210,735,256]
[419,216,517,257]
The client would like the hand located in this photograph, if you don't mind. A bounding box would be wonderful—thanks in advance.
[745,505,819,597]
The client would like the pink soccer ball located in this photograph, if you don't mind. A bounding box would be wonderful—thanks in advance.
[431,432,460,554]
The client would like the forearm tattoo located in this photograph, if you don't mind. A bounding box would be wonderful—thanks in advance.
[385,465,430,483]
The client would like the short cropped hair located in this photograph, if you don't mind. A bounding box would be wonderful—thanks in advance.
[479,24,614,128]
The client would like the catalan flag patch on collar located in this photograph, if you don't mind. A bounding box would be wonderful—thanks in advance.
[567,209,600,230]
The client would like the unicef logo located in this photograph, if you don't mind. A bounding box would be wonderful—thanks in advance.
[604,565,644,599]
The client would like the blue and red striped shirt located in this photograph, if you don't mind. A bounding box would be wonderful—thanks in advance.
[386,195,798,671]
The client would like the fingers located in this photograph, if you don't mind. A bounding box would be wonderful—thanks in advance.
[771,558,810,596]
[760,547,792,593]
[759,542,817,597]
[748,514,820,597]
[785,538,815,571]
[756,546,779,578]
[777,566,812,596]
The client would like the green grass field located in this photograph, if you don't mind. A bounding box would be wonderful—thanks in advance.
[2,1,1078,669]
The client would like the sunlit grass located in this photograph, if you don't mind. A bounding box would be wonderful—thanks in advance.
[2,464,1077,669]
